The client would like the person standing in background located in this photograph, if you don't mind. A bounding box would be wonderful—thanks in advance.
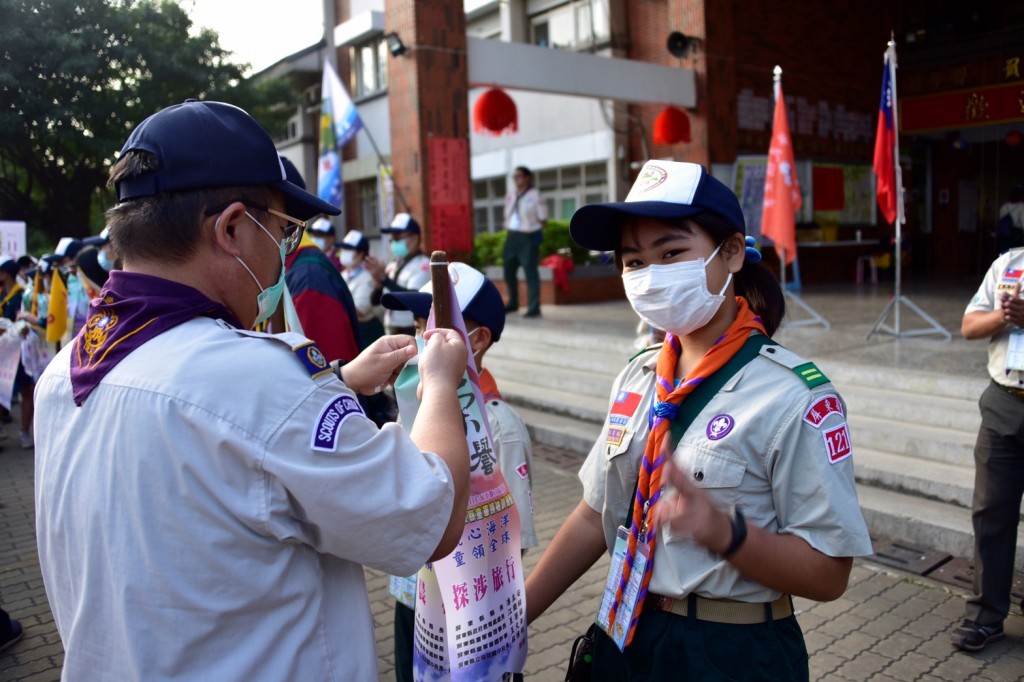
[369,213,430,335]
[309,217,343,271]
[340,229,385,350]
[503,166,547,318]
[951,248,1024,652]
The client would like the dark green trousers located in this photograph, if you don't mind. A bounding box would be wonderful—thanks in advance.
[965,383,1024,626]
[503,230,541,315]
[590,603,808,681]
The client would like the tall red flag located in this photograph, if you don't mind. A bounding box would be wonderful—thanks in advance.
[873,45,898,225]
[761,74,802,265]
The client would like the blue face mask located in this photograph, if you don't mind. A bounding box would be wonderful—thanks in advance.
[390,238,409,260]
[97,250,113,272]
[236,212,287,328]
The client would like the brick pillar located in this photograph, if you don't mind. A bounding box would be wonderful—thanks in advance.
[385,0,472,258]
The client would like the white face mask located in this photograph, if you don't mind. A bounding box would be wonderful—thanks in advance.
[312,236,330,252]
[340,250,359,269]
[621,244,731,337]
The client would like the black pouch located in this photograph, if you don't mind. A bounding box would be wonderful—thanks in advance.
[565,623,598,682]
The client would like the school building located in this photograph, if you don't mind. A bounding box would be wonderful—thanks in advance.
[259,0,1024,284]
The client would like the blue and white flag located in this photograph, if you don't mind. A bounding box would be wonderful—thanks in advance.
[318,60,363,209]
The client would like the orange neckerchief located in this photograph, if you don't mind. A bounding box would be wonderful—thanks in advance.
[478,367,503,402]
[607,297,766,646]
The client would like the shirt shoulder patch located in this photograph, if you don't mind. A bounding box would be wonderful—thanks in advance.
[792,362,830,389]
[311,393,365,451]
[803,393,844,427]
[291,340,333,379]
[759,345,831,388]
[822,422,852,464]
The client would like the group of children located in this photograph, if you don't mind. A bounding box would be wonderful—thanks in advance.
[0,232,116,450]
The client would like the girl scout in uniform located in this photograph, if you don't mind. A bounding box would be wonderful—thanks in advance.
[524,161,872,681]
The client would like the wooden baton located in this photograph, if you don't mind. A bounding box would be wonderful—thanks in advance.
[430,251,453,328]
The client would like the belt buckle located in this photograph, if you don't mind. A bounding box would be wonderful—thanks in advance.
[648,594,672,612]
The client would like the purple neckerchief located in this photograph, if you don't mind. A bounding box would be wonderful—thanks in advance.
[70,270,242,405]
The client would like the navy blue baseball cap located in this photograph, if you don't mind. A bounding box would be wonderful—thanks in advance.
[382,262,505,342]
[82,227,110,247]
[115,100,340,221]
[570,161,745,251]
[381,212,421,235]
[338,229,369,253]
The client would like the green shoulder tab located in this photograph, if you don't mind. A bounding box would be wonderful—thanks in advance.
[791,361,830,388]
[628,343,662,364]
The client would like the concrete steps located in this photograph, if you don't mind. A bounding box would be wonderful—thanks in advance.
[488,320,1024,564]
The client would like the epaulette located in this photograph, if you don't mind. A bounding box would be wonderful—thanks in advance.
[628,343,662,364]
[291,340,334,379]
[759,344,831,389]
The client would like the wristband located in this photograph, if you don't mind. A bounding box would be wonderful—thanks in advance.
[721,507,747,558]
[331,359,346,383]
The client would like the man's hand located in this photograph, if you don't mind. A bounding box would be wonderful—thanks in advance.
[1000,283,1024,327]
[417,328,468,396]
[652,458,734,554]
[364,255,386,284]
[340,335,417,395]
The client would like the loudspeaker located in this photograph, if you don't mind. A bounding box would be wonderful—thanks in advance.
[667,31,693,57]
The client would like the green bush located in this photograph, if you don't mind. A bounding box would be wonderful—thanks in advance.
[471,219,590,268]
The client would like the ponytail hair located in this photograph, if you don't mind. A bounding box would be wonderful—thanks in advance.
[691,212,786,336]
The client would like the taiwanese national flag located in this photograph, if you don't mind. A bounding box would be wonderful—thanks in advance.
[761,77,801,265]
[873,46,898,225]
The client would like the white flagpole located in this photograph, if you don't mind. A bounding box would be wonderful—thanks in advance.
[867,37,950,341]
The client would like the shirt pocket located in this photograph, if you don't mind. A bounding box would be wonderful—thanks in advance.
[684,444,747,491]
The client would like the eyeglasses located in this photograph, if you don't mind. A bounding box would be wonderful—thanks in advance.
[205,200,307,255]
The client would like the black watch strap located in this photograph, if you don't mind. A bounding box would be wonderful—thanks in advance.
[721,507,747,558]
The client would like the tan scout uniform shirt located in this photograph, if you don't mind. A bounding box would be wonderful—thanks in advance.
[580,341,873,603]
[965,248,1024,387]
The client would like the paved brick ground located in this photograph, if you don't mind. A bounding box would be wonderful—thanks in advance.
[3,439,1023,681]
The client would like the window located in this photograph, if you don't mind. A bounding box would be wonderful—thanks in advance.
[472,177,507,235]
[530,0,610,51]
[357,179,381,237]
[352,37,389,98]
[473,163,610,233]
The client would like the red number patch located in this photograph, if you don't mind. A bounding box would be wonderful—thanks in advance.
[822,423,852,463]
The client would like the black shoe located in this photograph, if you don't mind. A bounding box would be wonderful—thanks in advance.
[0,619,23,653]
[523,310,541,318]
[504,304,519,313]
[951,619,1004,652]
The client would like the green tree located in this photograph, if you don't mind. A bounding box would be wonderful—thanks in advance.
[0,0,294,250]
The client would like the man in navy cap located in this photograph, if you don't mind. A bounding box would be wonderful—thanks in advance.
[369,212,431,335]
[33,99,471,681]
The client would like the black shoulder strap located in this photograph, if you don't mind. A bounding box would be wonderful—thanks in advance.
[667,333,775,448]
[623,334,775,526]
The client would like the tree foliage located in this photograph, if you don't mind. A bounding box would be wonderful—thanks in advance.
[0,0,295,250]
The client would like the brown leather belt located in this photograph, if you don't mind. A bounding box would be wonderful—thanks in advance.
[992,380,1024,400]
[647,593,793,625]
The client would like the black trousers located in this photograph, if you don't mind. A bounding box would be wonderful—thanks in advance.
[503,230,541,315]
[965,382,1024,626]
[590,603,808,681]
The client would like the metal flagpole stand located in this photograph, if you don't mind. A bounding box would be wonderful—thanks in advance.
[779,248,830,329]
[867,40,951,341]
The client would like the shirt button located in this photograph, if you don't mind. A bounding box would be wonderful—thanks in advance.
[694,470,704,482]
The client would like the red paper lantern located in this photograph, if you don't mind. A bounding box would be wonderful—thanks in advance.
[653,106,691,145]
[1006,129,1023,148]
[472,87,518,136]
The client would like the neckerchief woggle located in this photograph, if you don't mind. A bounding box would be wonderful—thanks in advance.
[602,298,766,649]
[70,271,241,405]
[392,272,527,682]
